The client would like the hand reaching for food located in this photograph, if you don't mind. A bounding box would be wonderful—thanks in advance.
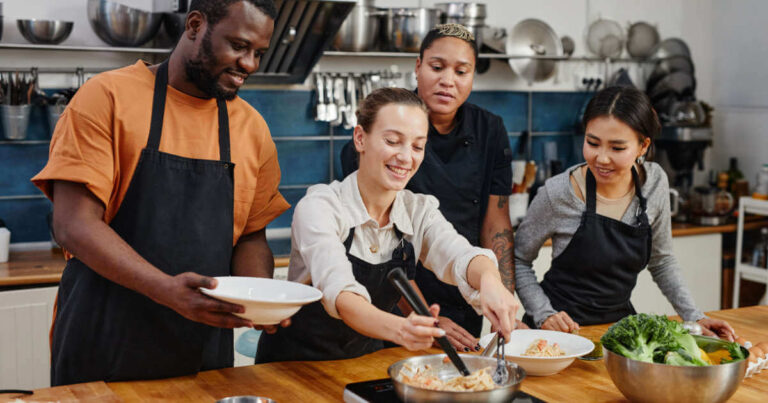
[434,316,479,352]
[541,311,579,333]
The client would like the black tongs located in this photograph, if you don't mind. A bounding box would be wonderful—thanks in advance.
[387,267,471,376]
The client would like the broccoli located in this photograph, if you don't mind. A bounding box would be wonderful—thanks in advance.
[664,350,704,366]
[601,313,680,363]
[665,320,710,366]
[601,314,711,365]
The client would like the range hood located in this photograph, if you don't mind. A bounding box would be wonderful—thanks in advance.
[249,0,354,84]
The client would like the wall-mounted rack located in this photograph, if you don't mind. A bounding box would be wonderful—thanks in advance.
[0,43,171,54]
[0,43,660,63]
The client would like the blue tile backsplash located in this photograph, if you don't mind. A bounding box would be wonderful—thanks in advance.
[531,92,593,133]
[0,89,588,250]
[0,198,52,243]
[0,143,50,196]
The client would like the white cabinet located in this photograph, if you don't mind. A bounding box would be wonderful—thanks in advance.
[524,233,721,319]
[0,286,58,390]
[632,233,721,315]
[0,282,275,389]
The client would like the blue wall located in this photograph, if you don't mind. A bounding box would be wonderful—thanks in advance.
[0,89,590,255]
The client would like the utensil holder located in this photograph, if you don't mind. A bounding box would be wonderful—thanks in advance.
[1,104,32,140]
[47,103,67,135]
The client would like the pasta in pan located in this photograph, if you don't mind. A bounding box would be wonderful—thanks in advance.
[398,363,497,391]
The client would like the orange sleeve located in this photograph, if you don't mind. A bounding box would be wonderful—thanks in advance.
[242,135,290,235]
[31,78,115,208]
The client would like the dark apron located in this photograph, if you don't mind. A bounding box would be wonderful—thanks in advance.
[255,226,417,363]
[51,61,235,385]
[525,167,652,327]
[409,133,485,336]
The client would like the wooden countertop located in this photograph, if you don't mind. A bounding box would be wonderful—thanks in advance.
[3,218,767,288]
[0,252,291,288]
[5,306,767,402]
[0,249,67,287]
[671,217,768,237]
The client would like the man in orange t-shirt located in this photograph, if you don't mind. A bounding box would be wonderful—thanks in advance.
[31,0,289,385]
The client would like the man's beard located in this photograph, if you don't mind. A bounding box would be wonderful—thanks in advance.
[184,30,243,101]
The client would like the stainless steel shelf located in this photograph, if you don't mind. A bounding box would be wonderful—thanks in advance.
[0,44,654,62]
[0,43,171,54]
[0,140,50,145]
[323,50,656,62]
[0,194,47,201]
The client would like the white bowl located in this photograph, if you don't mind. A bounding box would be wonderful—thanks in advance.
[201,277,322,325]
[479,329,594,376]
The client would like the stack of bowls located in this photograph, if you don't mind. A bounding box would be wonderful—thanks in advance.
[87,0,163,47]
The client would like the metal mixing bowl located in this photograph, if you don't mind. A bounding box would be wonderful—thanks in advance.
[388,354,525,403]
[17,19,74,44]
[87,0,163,47]
[604,343,748,403]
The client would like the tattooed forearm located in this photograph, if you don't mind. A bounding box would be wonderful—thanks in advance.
[497,196,509,209]
[491,228,515,292]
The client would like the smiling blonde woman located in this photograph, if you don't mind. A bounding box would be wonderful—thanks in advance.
[256,88,520,363]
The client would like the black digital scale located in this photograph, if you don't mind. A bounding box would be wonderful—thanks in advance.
[343,378,547,403]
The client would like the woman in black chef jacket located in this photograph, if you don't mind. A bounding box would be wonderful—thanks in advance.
[514,86,736,340]
[341,24,520,352]
[256,88,519,363]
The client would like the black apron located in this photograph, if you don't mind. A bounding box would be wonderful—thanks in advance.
[408,126,485,336]
[255,226,417,363]
[51,61,235,385]
[525,167,652,327]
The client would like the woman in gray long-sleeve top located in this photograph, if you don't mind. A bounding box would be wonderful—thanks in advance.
[514,86,736,340]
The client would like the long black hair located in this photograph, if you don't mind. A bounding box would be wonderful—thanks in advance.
[581,86,661,160]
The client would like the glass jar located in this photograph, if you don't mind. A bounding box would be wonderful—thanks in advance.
[754,164,768,200]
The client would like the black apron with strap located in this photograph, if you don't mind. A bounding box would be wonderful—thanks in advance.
[526,167,652,327]
[255,226,417,363]
[408,116,485,336]
[51,61,235,385]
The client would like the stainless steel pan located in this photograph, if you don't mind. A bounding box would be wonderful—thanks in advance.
[388,354,525,403]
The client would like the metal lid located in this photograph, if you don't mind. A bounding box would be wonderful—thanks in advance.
[506,19,562,83]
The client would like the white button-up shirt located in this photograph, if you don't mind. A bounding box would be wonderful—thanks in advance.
[288,171,497,319]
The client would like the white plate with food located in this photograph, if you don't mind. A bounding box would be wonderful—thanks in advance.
[201,276,322,325]
[479,329,594,376]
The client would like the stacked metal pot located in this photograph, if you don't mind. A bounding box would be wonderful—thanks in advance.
[435,2,486,49]
[332,1,486,53]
